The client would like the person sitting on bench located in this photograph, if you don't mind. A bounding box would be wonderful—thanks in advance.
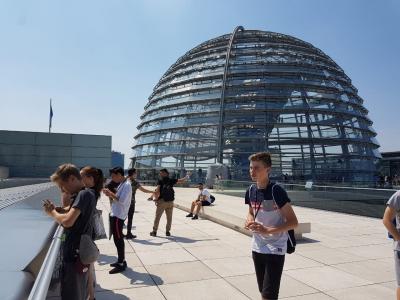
[186,183,212,220]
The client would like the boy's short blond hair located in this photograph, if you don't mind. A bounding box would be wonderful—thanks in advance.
[50,163,81,182]
[248,152,272,167]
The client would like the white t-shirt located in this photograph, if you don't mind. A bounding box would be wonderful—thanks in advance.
[387,190,400,251]
[111,180,132,220]
[199,189,211,203]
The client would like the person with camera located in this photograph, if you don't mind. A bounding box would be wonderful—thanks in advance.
[150,169,190,237]
[43,164,97,300]
[102,167,132,274]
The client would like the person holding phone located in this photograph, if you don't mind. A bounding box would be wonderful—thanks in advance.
[244,152,298,300]
[43,164,97,300]
[102,167,132,274]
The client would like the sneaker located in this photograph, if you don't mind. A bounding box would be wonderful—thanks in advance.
[110,261,119,268]
[150,231,157,237]
[125,233,136,239]
[186,213,193,217]
[166,231,171,236]
[109,261,127,274]
[191,215,198,220]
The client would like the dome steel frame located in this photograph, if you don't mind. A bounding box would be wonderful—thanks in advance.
[132,26,380,184]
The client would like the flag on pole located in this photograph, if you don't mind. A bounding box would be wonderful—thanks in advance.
[49,99,53,133]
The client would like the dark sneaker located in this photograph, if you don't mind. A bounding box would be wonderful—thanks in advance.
[186,213,193,217]
[166,231,171,236]
[110,261,119,268]
[109,261,127,274]
[125,233,136,239]
[150,231,157,237]
[191,215,199,220]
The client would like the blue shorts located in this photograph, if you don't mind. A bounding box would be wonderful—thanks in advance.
[201,200,211,206]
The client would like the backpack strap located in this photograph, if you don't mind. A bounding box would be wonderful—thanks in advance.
[271,183,295,248]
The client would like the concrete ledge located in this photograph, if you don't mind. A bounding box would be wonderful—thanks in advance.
[173,199,311,239]
[174,202,252,237]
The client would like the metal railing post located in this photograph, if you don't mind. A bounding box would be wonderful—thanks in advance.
[28,224,64,300]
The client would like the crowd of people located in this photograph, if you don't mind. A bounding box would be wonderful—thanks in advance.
[41,151,400,300]
[42,163,193,300]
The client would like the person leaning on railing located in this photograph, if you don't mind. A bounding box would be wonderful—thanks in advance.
[80,166,104,300]
[42,164,97,300]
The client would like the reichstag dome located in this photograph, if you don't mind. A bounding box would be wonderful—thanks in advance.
[132,26,380,184]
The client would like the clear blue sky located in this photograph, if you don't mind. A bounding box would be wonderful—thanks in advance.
[0,0,399,167]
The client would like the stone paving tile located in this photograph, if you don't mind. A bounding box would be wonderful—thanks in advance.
[283,253,324,270]
[135,247,197,266]
[202,256,254,277]
[297,246,367,265]
[325,284,395,299]
[95,266,156,291]
[331,258,395,283]
[339,244,393,260]
[285,266,371,291]
[96,286,166,300]
[95,252,143,271]
[225,273,319,299]
[379,280,397,290]
[146,261,219,285]
[174,237,225,249]
[158,278,249,300]
[96,241,135,255]
[128,237,184,252]
[282,293,335,299]
[185,244,248,260]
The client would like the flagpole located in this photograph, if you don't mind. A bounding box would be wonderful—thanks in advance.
[49,99,52,133]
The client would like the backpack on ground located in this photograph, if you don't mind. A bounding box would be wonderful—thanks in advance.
[161,184,175,201]
[210,195,216,203]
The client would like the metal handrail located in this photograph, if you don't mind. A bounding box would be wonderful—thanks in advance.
[218,179,399,192]
[28,224,64,300]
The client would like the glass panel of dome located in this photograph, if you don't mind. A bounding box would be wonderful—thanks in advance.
[133,27,380,184]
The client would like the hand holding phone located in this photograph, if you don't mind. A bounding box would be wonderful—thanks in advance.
[42,199,55,213]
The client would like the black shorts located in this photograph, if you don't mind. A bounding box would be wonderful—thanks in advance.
[201,200,211,206]
[252,251,285,300]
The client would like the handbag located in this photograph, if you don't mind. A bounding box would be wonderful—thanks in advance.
[79,233,99,264]
[93,209,107,240]
[79,201,100,264]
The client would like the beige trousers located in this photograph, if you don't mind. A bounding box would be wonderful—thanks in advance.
[152,199,174,232]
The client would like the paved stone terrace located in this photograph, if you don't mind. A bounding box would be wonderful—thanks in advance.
[91,187,396,299]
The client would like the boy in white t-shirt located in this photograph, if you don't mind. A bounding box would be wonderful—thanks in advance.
[186,183,211,220]
[245,152,298,300]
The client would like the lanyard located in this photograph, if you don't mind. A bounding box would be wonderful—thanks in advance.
[253,185,263,219]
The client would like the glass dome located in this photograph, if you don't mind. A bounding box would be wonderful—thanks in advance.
[132,26,380,184]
